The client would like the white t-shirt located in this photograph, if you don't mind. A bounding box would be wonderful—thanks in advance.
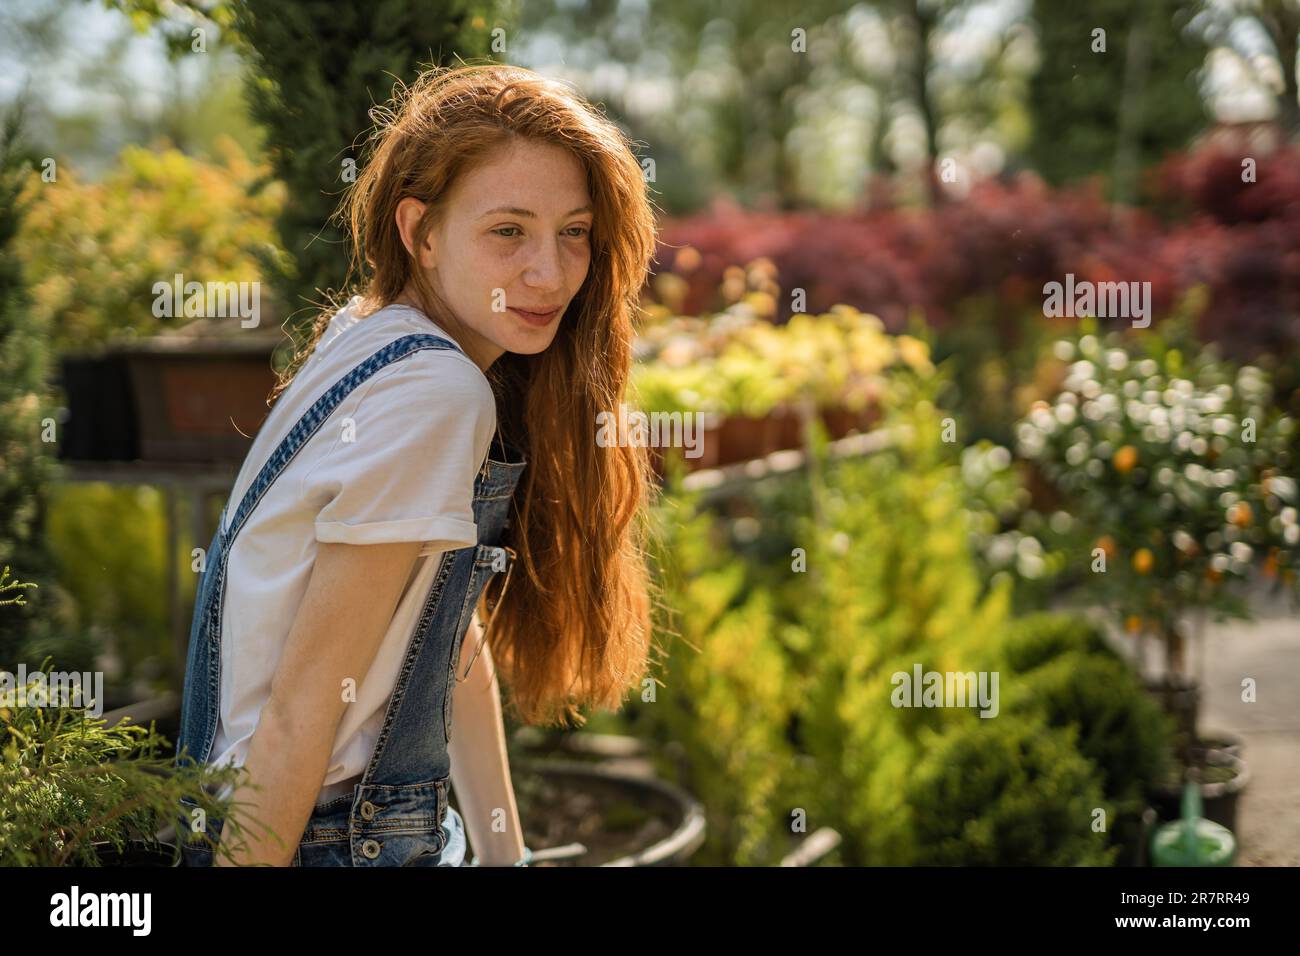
[206,297,497,805]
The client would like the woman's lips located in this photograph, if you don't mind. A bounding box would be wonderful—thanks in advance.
[509,306,561,327]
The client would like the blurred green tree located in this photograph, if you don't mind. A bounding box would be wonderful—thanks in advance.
[230,0,505,328]
[1028,0,1210,194]
[108,0,506,329]
[0,106,61,668]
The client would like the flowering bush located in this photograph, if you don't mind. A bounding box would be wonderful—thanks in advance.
[632,302,932,419]
[1015,326,1300,659]
[958,440,1070,606]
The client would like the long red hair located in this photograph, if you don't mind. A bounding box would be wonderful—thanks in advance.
[270,62,661,727]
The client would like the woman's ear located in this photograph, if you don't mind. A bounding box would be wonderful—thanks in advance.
[395,197,436,268]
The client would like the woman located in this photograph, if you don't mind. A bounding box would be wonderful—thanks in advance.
[174,62,658,867]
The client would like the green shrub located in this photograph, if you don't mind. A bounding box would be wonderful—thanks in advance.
[0,108,61,668]
[19,138,285,353]
[994,611,1116,674]
[0,661,251,865]
[906,716,1117,866]
[45,484,174,693]
[793,393,1016,864]
[641,375,1160,866]
[1006,651,1172,813]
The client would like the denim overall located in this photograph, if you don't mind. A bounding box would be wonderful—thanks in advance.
[174,332,526,866]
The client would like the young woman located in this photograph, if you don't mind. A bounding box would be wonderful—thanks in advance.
[174,62,658,867]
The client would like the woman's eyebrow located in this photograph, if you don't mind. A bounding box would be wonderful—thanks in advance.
[477,204,593,219]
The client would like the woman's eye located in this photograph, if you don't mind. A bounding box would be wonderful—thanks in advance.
[493,225,589,239]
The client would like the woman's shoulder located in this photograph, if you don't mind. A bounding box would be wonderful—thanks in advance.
[322,299,491,405]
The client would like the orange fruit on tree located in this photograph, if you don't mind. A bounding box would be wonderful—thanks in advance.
[1264,553,1279,580]
[1124,615,1143,634]
[1132,548,1155,574]
[1230,502,1253,528]
[1095,535,1118,559]
[1113,445,1139,474]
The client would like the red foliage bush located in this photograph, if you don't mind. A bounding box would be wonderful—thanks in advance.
[651,139,1300,363]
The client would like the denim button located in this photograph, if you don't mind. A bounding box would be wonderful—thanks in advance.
[359,800,376,821]
[361,839,381,859]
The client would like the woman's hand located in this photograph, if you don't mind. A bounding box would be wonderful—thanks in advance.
[447,617,528,866]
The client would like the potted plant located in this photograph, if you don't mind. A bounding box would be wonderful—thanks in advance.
[0,657,251,866]
[711,348,791,463]
[1150,750,1250,833]
[1015,324,1300,825]
[631,362,724,473]
[506,757,705,866]
[499,725,705,865]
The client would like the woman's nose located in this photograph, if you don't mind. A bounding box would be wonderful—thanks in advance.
[522,237,565,289]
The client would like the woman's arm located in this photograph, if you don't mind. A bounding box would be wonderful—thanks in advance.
[447,614,527,866]
[215,538,424,867]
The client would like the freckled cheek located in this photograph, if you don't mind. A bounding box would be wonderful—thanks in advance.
[566,249,592,292]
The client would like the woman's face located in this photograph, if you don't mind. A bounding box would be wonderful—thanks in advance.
[398,137,593,372]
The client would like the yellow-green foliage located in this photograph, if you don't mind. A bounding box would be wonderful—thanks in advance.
[43,485,178,685]
[794,396,1013,863]
[20,136,286,353]
[632,305,934,417]
[0,662,250,866]
[645,494,798,865]
[638,334,1155,866]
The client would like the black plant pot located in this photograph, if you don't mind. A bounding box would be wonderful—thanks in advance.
[57,353,139,461]
[1192,729,1244,761]
[89,839,182,867]
[1151,750,1250,834]
[509,758,705,866]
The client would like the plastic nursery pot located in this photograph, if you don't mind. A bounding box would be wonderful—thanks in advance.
[1151,750,1250,835]
[768,405,804,453]
[819,406,864,441]
[1193,730,1244,761]
[715,414,774,465]
[89,840,183,867]
[686,416,724,472]
[510,758,705,866]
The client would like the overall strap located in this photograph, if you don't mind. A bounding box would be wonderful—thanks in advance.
[224,333,463,542]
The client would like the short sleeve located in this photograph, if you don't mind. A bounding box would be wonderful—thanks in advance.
[302,350,496,549]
